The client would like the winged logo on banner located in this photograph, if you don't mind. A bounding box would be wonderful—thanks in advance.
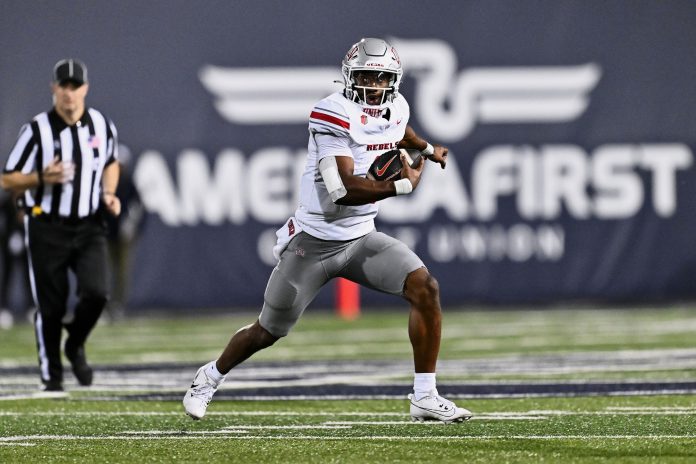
[199,66,341,124]
[200,38,602,142]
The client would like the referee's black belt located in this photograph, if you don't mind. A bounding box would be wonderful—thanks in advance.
[29,212,95,226]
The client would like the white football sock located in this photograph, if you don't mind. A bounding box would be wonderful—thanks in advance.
[413,373,437,401]
[205,360,226,384]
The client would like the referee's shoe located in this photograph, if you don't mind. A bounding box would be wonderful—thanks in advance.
[65,341,93,386]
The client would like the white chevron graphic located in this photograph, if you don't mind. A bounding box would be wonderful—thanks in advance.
[200,38,601,142]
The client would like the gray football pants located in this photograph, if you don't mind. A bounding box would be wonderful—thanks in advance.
[259,230,424,337]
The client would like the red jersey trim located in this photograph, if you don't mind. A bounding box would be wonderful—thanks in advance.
[310,111,350,130]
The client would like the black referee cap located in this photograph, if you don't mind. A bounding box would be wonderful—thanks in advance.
[53,58,88,86]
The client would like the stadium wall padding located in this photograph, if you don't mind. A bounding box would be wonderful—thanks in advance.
[2,1,696,309]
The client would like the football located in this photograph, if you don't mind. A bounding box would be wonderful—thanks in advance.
[366,148,422,181]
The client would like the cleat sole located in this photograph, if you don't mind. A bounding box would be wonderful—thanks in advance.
[412,414,472,424]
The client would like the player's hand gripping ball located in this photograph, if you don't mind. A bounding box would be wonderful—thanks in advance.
[366,148,422,181]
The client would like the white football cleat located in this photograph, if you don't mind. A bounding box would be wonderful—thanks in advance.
[408,390,473,423]
[183,362,224,420]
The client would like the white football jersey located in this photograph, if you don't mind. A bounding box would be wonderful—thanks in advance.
[293,92,410,241]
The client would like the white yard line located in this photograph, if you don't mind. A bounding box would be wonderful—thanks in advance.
[0,411,405,416]
[325,416,548,424]
[220,425,352,430]
[121,425,353,433]
[0,434,695,442]
[606,406,696,412]
[0,392,68,401]
[1,407,695,417]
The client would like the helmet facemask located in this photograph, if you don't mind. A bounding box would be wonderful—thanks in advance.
[349,70,397,106]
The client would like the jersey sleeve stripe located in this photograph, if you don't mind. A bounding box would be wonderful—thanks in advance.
[4,123,36,171]
[310,111,350,130]
[106,117,118,162]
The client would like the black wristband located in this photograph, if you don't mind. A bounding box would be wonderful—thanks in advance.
[37,169,44,187]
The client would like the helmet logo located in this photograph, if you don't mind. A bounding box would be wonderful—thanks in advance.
[391,47,401,65]
[345,45,359,62]
[361,114,368,125]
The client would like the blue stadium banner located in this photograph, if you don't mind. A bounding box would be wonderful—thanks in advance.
[1,2,696,309]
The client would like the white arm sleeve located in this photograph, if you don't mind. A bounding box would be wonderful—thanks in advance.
[319,156,347,203]
[315,133,351,203]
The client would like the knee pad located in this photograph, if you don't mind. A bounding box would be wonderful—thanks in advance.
[259,302,296,338]
[259,269,305,338]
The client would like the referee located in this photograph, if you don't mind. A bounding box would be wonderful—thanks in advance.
[0,58,121,391]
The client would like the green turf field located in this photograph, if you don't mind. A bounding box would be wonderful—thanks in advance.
[1,396,696,463]
[1,307,696,462]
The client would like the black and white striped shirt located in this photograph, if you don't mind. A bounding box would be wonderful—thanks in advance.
[3,108,118,218]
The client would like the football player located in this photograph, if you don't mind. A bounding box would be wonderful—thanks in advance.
[184,38,472,423]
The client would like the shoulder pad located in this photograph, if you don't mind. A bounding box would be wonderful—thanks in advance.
[309,93,351,136]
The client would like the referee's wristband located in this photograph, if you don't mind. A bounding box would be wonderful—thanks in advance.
[421,143,435,157]
[37,170,44,187]
[394,178,413,195]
